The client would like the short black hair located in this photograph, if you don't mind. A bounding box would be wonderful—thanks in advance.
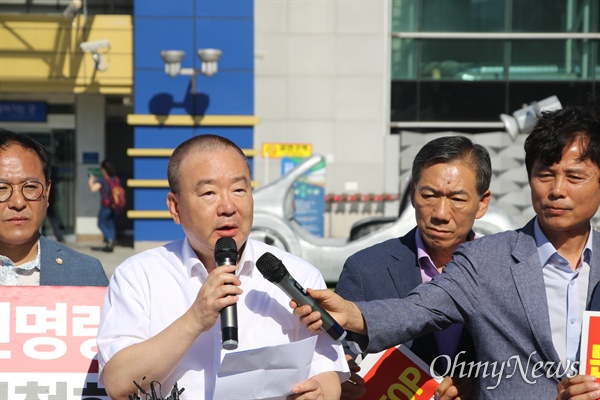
[0,128,52,183]
[101,160,117,177]
[525,105,600,178]
[412,135,492,196]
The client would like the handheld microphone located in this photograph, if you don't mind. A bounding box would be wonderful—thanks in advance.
[255,252,347,342]
[214,237,239,350]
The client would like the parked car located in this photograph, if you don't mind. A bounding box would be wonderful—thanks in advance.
[250,154,520,283]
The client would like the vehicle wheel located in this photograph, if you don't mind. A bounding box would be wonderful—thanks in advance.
[249,228,290,251]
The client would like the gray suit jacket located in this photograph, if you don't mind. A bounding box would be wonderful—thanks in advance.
[336,227,475,371]
[39,235,108,286]
[349,219,600,399]
[591,281,600,311]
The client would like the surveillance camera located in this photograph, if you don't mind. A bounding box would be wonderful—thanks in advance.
[197,49,222,77]
[80,39,110,53]
[161,50,186,77]
[197,49,222,63]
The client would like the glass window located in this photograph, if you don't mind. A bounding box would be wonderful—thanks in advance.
[392,0,419,32]
[420,40,505,80]
[418,81,505,121]
[391,81,418,121]
[391,38,418,79]
[421,0,506,32]
[392,0,507,33]
[392,0,598,34]
[511,0,598,33]
[510,40,595,80]
[509,82,597,112]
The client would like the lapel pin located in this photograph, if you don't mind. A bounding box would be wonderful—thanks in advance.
[55,258,64,265]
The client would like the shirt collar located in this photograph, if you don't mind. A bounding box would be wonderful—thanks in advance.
[415,228,476,276]
[0,239,41,285]
[180,238,207,281]
[237,239,256,278]
[533,216,593,267]
[182,237,253,280]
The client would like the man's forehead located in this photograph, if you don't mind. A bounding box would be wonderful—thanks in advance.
[191,147,251,174]
[0,145,44,175]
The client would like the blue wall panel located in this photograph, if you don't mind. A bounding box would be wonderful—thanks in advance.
[195,18,254,70]
[134,70,254,115]
[135,220,185,241]
[134,126,195,148]
[135,1,194,17]
[134,70,197,115]
[133,159,170,179]
[194,126,254,148]
[132,0,255,243]
[135,70,253,116]
[135,18,194,70]
[134,188,171,209]
[193,71,254,115]
[197,0,253,17]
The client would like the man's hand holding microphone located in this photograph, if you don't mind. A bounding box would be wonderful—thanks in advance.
[289,286,366,336]
[186,237,242,342]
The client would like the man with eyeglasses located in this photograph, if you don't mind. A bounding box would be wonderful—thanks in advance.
[0,129,108,286]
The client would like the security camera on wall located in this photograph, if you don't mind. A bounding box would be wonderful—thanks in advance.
[80,39,110,53]
[197,49,222,77]
[80,39,111,71]
[161,50,186,77]
[159,48,222,93]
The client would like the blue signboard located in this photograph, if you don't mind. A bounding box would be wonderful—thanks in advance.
[0,101,47,122]
[282,157,326,237]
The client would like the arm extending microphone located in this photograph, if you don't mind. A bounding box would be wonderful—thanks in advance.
[214,237,239,350]
[255,252,347,342]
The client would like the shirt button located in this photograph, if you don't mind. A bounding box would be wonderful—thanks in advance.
[570,281,575,286]
[570,318,576,324]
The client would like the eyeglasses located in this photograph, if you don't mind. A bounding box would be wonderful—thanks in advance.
[0,181,46,202]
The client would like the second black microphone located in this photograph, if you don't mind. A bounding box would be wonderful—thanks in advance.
[255,252,347,342]
[214,237,239,350]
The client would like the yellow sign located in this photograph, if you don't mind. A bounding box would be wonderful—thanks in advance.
[261,143,312,158]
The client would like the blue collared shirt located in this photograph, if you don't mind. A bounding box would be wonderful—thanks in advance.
[534,218,591,366]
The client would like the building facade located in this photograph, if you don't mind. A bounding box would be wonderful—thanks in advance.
[390,0,599,131]
[1,0,598,246]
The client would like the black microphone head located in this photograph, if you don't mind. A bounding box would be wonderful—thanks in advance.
[214,237,238,265]
[256,252,288,283]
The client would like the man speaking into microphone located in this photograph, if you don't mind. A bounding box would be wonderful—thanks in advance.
[96,135,349,400]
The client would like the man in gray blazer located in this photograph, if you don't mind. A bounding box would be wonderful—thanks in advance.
[336,136,491,399]
[293,105,600,398]
[0,129,108,286]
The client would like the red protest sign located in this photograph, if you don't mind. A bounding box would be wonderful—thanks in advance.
[580,311,600,383]
[0,286,108,400]
[359,345,440,400]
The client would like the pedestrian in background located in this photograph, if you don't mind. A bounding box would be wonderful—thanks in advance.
[88,160,119,253]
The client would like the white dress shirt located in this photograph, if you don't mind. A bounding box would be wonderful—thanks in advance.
[97,238,349,399]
